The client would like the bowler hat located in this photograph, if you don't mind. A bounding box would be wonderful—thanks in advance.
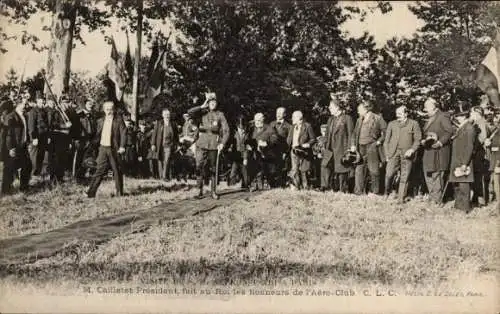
[341,150,362,166]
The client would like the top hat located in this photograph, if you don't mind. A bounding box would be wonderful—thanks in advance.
[292,146,309,158]
[422,132,438,149]
[341,150,362,166]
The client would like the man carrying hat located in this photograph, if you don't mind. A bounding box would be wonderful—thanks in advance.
[421,97,454,204]
[351,100,387,195]
[187,92,229,199]
[248,113,278,191]
[287,110,315,190]
[383,105,422,204]
[323,95,354,192]
[448,109,476,212]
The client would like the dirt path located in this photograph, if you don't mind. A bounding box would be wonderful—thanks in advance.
[0,189,259,265]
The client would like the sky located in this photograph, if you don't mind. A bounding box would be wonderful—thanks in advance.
[0,1,424,83]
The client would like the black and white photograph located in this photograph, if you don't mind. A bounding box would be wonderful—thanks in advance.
[0,1,499,313]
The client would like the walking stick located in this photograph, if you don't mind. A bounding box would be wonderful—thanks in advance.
[440,180,450,204]
[71,144,78,180]
[215,148,220,187]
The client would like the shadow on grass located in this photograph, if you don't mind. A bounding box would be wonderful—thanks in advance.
[0,259,395,286]
[128,183,195,195]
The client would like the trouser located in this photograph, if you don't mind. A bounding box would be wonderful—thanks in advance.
[424,170,446,203]
[453,182,471,213]
[472,170,489,205]
[87,146,123,197]
[252,155,277,189]
[290,151,309,189]
[354,143,380,194]
[196,148,218,192]
[73,139,90,181]
[273,152,288,188]
[28,142,40,176]
[158,146,172,180]
[149,159,160,179]
[49,132,71,184]
[137,156,150,178]
[320,165,331,189]
[1,146,31,194]
[385,150,413,201]
[229,155,249,188]
[333,173,349,192]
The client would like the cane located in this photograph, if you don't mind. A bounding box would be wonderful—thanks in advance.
[215,148,221,187]
[71,144,78,180]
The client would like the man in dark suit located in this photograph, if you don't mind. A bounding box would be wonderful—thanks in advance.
[383,105,422,203]
[421,97,454,204]
[269,107,291,187]
[351,101,387,195]
[248,113,279,191]
[323,96,354,192]
[448,111,476,212]
[75,99,97,182]
[228,117,249,189]
[1,98,31,195]
[150,108,178,181]
[136,120,151,178]
[287,110,316,190]
[27,91,49,178]
[485,112,500,206]
[86,101,126,198]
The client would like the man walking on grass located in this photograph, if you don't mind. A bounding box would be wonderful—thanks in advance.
[86,101,126,198]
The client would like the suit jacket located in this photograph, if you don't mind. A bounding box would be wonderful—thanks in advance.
[448,121,476,183]
[229,129,249,160]
[421,109,454,172]
[488,126,500,171]
[187,106,229,150]
[150,119,178,160]
[249,124,278,159]
[352,112,386,147]
[325,113,354,173]
[27,107,49,140]
[93,114,126,152]
[383,118,422,160]
[287,122,316,171]
[136,131,149,158]
[269,120,291,153]
[2,110,29,158]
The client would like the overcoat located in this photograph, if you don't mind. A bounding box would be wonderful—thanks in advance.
[487,126,500,172]
[448,121,476,183]
[249,124,278,160]
[187,105,229,150]
[150,119,178,160]
[421,110,454,172]
[324,113,353,173]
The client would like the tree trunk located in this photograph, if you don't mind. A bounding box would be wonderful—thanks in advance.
[44,0,77,100]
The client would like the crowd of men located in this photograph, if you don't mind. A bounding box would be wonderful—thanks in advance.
[1,89,499,212]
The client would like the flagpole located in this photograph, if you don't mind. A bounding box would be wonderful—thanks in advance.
[131,0,143,123]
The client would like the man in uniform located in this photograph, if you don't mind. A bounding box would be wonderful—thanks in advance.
[421,97,454,204]
[269,107,291,187]
[383,105,422,204]
[187,92,229,199]
[351,101,387,195]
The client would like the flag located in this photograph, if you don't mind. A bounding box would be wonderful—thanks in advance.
[476,28,500,108]
[106,37,128,101]
[142,40,167,114]
[125,30,134,81]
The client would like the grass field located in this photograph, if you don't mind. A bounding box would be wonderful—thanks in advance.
[0,176,498,294]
